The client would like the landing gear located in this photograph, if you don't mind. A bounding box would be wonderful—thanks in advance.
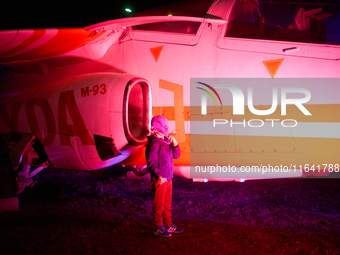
[9,135,51,194]
[14,152,50,194]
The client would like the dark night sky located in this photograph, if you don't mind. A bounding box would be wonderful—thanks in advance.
[1,0,180,30]
[1,0,340,31]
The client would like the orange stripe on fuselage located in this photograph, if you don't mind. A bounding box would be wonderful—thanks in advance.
[0,29,46,59]
[148,104,340,168]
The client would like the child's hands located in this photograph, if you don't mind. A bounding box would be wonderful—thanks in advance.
[168,135,178,147]
[158,176,167,185]
[152,130,178,146]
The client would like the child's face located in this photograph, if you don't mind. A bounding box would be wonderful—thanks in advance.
[151,116,169,137]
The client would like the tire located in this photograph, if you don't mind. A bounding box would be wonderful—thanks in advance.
[0,164,13,198]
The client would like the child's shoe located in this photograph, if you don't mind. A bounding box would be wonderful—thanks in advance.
[166,223,183,233]
[154,226,172,237]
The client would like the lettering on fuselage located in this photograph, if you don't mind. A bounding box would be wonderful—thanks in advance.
[0,90,95,146]
[81,84,107,97]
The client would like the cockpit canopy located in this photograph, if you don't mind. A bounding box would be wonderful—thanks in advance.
[131,0,339,45]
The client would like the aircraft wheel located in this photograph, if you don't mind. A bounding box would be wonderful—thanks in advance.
[130,165,149,177]
[0,164,13,198]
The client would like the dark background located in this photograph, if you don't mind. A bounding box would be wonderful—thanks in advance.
[1,0,340,30]
[1,0,179,29]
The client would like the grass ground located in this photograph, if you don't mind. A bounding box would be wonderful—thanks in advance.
[1,166,339,254]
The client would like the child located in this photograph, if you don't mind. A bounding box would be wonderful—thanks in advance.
[145,115,183,237]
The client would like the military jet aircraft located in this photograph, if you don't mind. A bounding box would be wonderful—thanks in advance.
[0,0,339,196]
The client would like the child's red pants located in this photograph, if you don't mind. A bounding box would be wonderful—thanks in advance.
[152,179,172,228]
